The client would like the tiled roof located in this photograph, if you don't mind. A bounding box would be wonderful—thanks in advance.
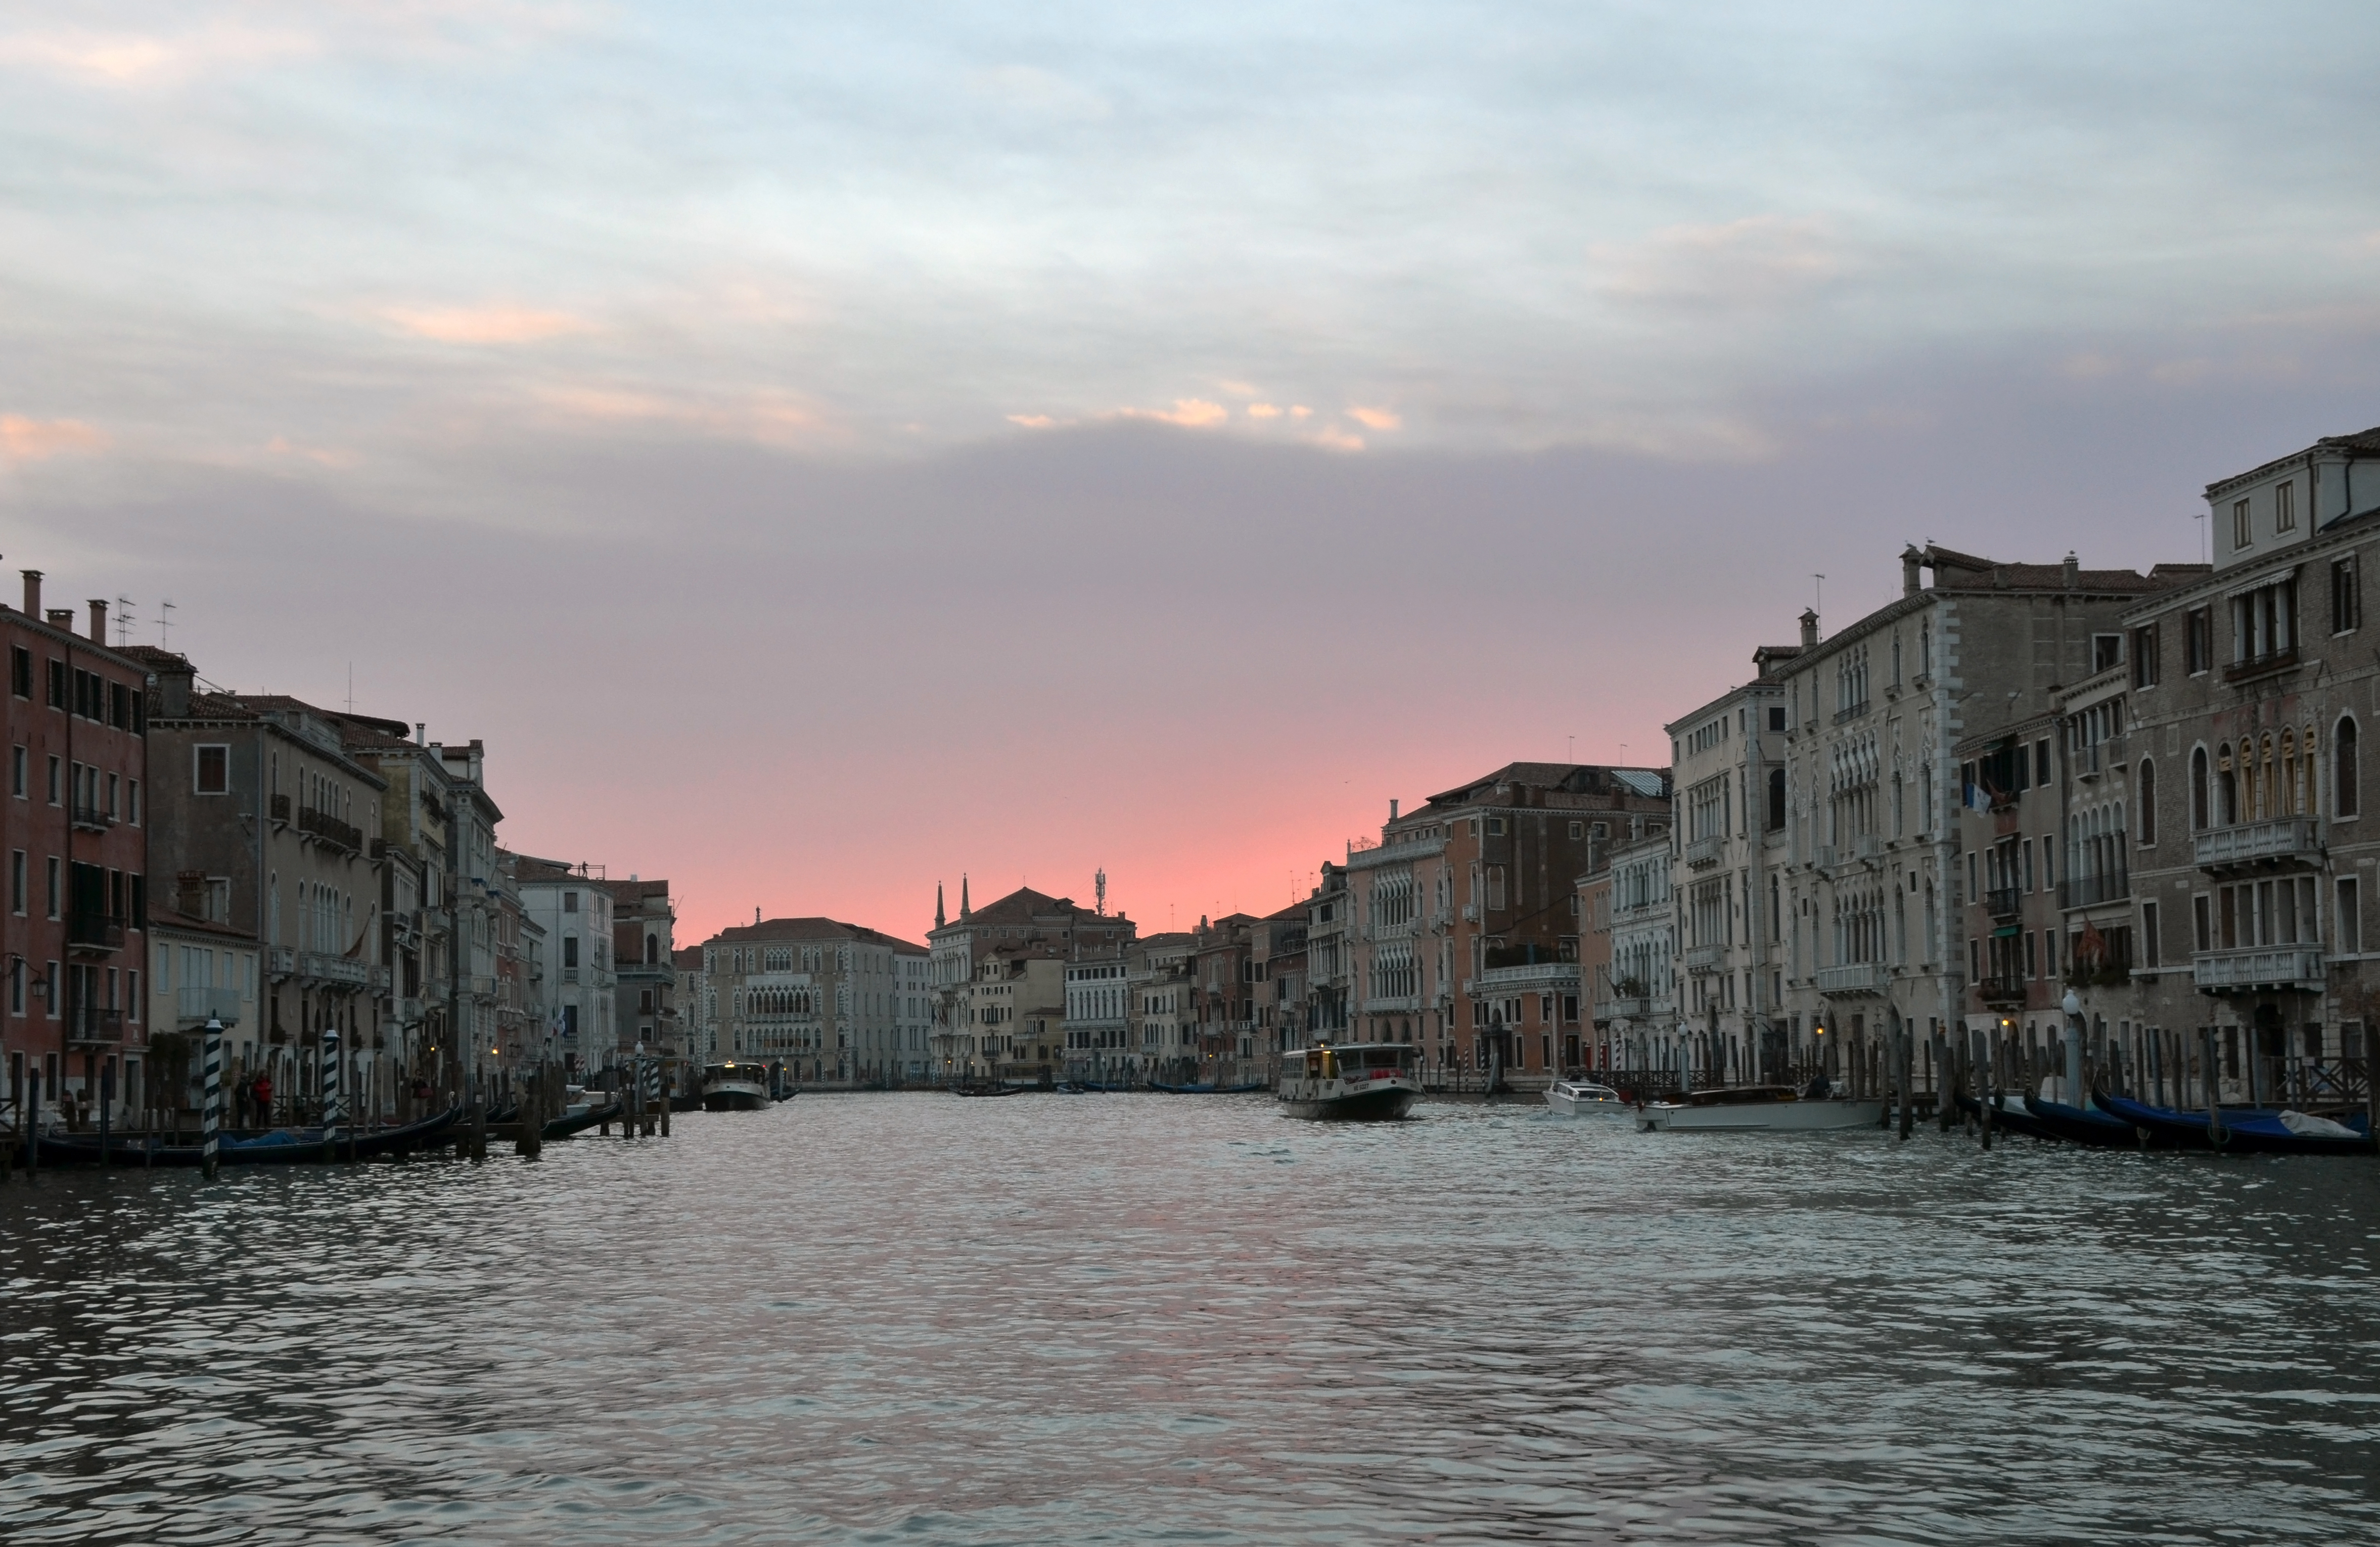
[1425,761,1673,807]
[1922,545,2179,595]
[711,917,928,953]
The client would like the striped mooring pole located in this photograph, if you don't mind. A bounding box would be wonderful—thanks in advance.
[322,1025,343,1163]
[200,1015,224,1180]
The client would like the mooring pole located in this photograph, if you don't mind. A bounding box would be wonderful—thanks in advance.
[201,1016,224,1180]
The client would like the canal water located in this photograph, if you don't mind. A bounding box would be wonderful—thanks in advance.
[3,1095,2377,1544]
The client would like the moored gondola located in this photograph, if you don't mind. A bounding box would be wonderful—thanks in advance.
[2093,1091,2377,1156]
[26,1104,466,1167]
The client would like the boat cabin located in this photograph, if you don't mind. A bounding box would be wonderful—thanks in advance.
[1297,1042,1415,1080]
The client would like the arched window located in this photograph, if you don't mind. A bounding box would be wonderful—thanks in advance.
[2260,733,2277,821]
[2138,759,2157,845]
[646,932,658,964]
[2339,718,2359,817]
[2216,744,2237,826]
[2191,747,2210,830]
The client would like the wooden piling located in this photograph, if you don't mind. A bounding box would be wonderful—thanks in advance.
[1981,1028,1997,1150]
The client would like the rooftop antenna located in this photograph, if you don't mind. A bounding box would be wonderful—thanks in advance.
[113,597,135,648]
[157,599,175,649]
[2194,507,2208,564]
[1813,573,1825,625]
[1094,868,1107,916]
[346,662,354,715]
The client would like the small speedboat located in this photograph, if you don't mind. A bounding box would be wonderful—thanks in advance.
[701,1062,772,1112]
[1637,1084,1885,1132]
[1544,1079,1630,1117]
[1276,1042,1421,1121]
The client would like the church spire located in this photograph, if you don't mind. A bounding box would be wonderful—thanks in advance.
[961,873,971,918]
[935,881,946,930]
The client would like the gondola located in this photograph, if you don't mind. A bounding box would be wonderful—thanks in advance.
[954,1082,1027,1097]
[1955,1091,2070,1144]
[540,1100,621,1138]
[25,1104,466,1167]
[2020,1091,2139,1148]
[2093,1091,2377,1156]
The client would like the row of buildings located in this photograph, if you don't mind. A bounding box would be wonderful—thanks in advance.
[1,574,678,1131]
[834,419,2380,1101]
[1579,421,2380,1106]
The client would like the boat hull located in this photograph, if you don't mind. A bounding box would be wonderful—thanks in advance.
[702,1082,771,1112]
[1278,1081,1421,1121]
[22,1105,465,1167]
[2094,1091,2377,1155]
[1544,1085,1632,1118]
[1639,1097,1885,1132]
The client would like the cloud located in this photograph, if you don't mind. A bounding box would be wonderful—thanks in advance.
[1346,406,1401,432]
[1246,403,1281,420]
[0,24,314,84]
[530,385,831,447]
[265,435,357,469]
[0,415,106,461]
[968,64,1109,120]
[1007,413,1057,429]
[1594,215,1843,311]
[382,305,593,344]
[1115,399,1227,428]
[1309,426,1364,452]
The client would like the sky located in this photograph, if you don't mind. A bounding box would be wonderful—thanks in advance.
[5,1,2380,944]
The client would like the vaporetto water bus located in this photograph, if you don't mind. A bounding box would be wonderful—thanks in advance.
[1277,1042,1422,1121]
[700,1062,772,1112]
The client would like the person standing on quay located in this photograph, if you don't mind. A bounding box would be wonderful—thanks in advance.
[251,1071,273,1130]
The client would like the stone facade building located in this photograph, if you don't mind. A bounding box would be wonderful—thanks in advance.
[927,882,1135,1081]
[4,578,151,1129]
[702,916,927,1084]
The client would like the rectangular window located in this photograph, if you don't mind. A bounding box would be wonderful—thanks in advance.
[1487,867,1506,909]
[2185,608,2212,674]
[2042,929,2057,979]
[2275,479,2296,533]
[1487,817,1506,836]
[2035,739,2050,787]
[193,744,229,795]
[2230,578,2298,666]
[43,962,58,1017]
[45,755,59,805]
[2022,931,2037,979]
[2233,497,2252,550]
[46,658,64,708]
[2132,624,2161,688]
[563,936,579,967]
[45,856,59,920]
[2092,633,2122,673]
[2334,556,2361,634]
[9,746,21,798]
[2339,877,2360,956]
[8,851,20,914]
[563,891,579,913]
[8,646,27,698]
[128,780,140,827]
[2141,900,2160,968]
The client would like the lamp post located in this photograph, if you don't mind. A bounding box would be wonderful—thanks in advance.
[2061,986,2083,1108]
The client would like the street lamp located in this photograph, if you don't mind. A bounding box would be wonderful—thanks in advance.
[2060,986,2083,1108]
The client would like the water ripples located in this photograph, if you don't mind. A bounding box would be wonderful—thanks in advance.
[4,1095,2377,1543]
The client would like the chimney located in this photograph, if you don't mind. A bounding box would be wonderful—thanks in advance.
[1800,608,1820,648]
[1901,545,1924,597]
[2063,551,2079,589]
[88,599,107,643]
[415,722,425,746]
[154,655,194,717]
[47,609,74,632]
[1389,798,1400,822]
[20,570,39,617]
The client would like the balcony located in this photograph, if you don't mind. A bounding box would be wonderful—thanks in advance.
[1975,975,2028,1008]
[70,800,115,833]
[297,951,371,988]
[1832,700,1871,725]
[1816,963,1891,997]
[2192,946,2323,993]
[269,792,291,823]
[2059,872,2130,909]
[1985,887,2024,921]
[1684,834,1725,870]
[64,1004,124,1046]
[297,805,363,853]
[176,985,244,1027]
[2224,646,2300,685]
[1594,995,1653,1022]
[2193,817,2321,872]
[1475,961,1580,993]
[67,911,125,953]
[469,974,498,999]
[1684,943,1726,973]
[267,945,296,979]
[388,995,424,1027]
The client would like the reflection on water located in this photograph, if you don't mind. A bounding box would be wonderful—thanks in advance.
[4,1095,2378,1544]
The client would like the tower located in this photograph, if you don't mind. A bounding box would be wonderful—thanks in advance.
[1095,868,1106,917]
[936,882,946,930]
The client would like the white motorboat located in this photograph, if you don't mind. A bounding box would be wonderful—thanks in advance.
[700,1061,771,1112]
[1543,1078,1631,1117]
[1278,1042,1422,1121]
[1636,1084,1886,1132]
